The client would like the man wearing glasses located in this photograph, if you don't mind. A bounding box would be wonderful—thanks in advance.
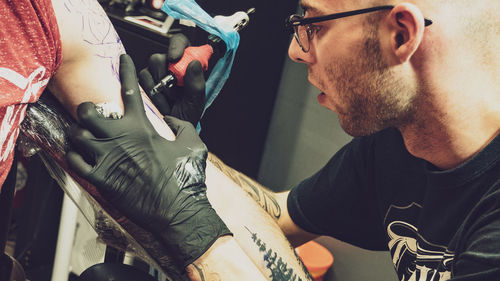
[68,0,500,280]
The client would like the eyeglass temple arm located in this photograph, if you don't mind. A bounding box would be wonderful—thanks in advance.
[292,5,433,27]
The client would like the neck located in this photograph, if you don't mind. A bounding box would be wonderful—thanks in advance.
[398,89,500,170]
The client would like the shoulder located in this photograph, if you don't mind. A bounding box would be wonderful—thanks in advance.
[452,180,500,277]
[453,178,500,272]
[0,0,63,74]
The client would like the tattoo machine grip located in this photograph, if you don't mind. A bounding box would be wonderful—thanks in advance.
[169,44,213,86]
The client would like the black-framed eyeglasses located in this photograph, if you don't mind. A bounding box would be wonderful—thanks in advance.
[285,5,433,53]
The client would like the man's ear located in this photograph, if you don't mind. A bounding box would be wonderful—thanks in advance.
[387,3,426,63]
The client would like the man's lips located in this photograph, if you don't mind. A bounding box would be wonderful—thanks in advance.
[317,92,340,113]
[317,92,326,104]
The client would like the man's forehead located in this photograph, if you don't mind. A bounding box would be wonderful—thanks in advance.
[299,0,346,15]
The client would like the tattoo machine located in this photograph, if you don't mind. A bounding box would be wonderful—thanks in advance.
[149,7,255,99]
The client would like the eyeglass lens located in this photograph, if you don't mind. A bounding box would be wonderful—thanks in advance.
[290,15,310,52]
[295,25,310,52]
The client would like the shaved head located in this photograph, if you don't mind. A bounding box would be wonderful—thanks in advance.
[360,0,499,72]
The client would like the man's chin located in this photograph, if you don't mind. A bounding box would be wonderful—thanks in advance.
[338,115,381,137]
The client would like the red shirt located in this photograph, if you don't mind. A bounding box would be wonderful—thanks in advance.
[0,0,62,190]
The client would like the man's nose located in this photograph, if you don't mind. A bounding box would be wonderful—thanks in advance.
[288,37,313,64]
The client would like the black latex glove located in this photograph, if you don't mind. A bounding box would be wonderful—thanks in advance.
[139,33,205,126]
[66,54,231,268]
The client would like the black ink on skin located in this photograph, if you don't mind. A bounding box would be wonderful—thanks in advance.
[239,176,282,219]
[245,227,303,281]
[193,264,206,281]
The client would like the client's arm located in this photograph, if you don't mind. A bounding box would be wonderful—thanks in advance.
[48,0,125,119]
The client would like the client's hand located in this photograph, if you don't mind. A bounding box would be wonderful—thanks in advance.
[66,54,231,269]
[139,33,205,126]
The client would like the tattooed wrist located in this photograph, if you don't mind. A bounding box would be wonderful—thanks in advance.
[208,153,281,219]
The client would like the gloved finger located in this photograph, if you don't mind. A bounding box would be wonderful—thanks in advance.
[147,54,168,82]
[119,54,143,116]
[138,68,155,93]
[168,33,191,62]
[66,151,93,178]
[77,102,111,138]
[164,115,188,135]
[139,68,172,115]
[68,126,105,164]
[164,115,202,145]
[150,93,171,116]
[181,60,206,105]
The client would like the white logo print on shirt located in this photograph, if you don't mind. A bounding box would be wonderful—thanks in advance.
[385,203,453,281]
[0,66,49,161]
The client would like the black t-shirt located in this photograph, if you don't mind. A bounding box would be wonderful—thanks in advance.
[288,128,500,280]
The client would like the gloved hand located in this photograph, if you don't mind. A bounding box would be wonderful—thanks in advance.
[139,33,205,126]
[66,54,231,268]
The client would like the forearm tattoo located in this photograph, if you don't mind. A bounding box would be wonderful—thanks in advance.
[208,153,282,220]
[186,262,221,281]
[63,0,126,80]
[245,227,313,281]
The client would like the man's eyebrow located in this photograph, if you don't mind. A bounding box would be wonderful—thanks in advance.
[299,0,323,16]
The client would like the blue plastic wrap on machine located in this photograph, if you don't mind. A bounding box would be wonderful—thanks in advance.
[162,0,241,131]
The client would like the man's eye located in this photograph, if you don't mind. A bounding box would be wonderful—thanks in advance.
[300,8,308,17]
[307,25,322,36]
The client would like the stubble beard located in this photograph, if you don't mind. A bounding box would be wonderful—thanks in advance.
[323,26,417,137]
